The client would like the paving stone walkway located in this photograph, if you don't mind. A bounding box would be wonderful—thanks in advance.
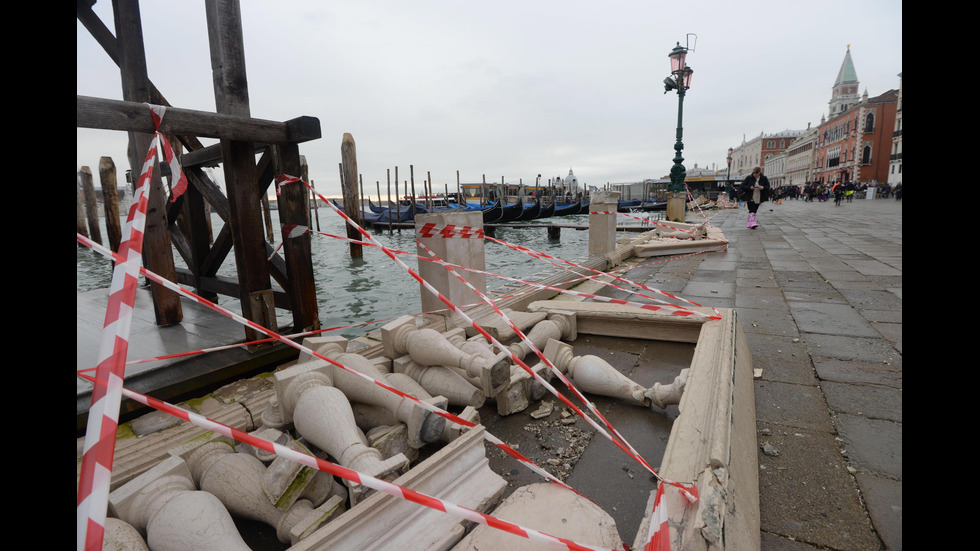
[618,197,902,550]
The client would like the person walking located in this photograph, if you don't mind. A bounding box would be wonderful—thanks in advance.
[740,166,770,229]
[832,182,844,206]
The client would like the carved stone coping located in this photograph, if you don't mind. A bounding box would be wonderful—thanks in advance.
[290,425,507,551]
[527,301,759,550]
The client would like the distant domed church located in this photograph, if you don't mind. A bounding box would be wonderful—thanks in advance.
[564,168,579,194]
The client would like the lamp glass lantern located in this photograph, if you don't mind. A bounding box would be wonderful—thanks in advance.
[668,43,687,73]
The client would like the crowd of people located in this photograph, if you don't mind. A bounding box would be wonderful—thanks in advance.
[730,167,902,229]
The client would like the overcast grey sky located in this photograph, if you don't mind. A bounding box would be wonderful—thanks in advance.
[77,0,902,197]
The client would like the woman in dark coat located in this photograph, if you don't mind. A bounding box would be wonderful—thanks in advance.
[740,166,770,229]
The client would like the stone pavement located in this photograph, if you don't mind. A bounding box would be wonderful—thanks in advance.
[615,196,902,550]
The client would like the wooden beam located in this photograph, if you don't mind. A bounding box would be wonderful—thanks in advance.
[77,95,320,145]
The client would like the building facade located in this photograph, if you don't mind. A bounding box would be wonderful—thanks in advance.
[887,72,902,187]
[731,129,803,183]
[784,126,819,188]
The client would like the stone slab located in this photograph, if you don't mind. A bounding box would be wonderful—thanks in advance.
[854,473,902,551]
[755,422,878,550]
[802,334,902,367]
[788,302,880,338]
[451,483,623,550]
[833,414,902,479]
[812,358,902,389]
[753,380,835,433]
[820,381,902,422]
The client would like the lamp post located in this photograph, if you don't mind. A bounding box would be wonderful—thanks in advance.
[664,40,695,222]
[726,147,733,200]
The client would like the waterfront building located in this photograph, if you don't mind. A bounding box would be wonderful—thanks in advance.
[887,72,903,188]
[731,128,804,182]
[785,126,819,189]
[812,47,897,187]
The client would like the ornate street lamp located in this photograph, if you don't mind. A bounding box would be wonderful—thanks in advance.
[664,37,695,222]
[726,147,733,198]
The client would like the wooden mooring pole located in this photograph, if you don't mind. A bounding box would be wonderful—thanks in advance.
[79,166,102,246]
[99,157,123,253]
[341,133,363,257]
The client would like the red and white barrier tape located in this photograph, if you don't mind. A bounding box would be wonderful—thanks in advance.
[417,222,485,239]
[78,232,585,504]
[279,175,697,503]
[77,105,167,551]
[76,372,620,551]
[483,236,721,320]
[643,483,670,551]
[268,224,310,260]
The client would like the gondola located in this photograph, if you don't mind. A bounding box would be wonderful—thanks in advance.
[497,200,524,222]
[576,200,591,215]
[552,200,581,217]
[536,200,555,219]
[481,200,503,223]
[514,199,541,222]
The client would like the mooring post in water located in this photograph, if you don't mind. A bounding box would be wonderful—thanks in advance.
[387,171,393,234]
[79,166,102,246]
[303,155,319,232]
[548,225,561,240]
[457,170,461,211]
[341,133,363,257]
[409,165,417,218]
[98,157,123,253]
[76,173,89,241]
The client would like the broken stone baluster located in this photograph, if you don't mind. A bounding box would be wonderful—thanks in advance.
[172,433,345,546]
[311,335,446,449]
[644,368,690,409]
[108,455,250,551]
[354,372,480,443]
[392,355,485,408]
[274,360,410,505]
[381,316,510,397]
[103,517,149,550]
[242,427,347,509]
[505,312,577,361]
[543,338,649,406]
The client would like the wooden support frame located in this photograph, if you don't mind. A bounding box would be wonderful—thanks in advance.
[77,0,322,336]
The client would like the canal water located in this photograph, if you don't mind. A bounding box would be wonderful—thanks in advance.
[77,205,657,341]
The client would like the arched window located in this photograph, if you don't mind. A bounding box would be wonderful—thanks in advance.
[864,113,875,132]
[862,145,872,165]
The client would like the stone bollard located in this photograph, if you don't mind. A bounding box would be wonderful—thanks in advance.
[415,210,486,322]
[273,360,410,505]
[171,433,345,546]
[108,455,251,551]
[588,190,620,257]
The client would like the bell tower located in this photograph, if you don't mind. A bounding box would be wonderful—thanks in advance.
[829,46,860,117]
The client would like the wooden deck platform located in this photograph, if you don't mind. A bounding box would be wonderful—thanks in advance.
[76,286,298,435]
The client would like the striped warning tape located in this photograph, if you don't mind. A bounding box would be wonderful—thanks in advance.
[589,211,615,215]
[268,224,310,260]
[484,235,721,320]
[643,482,670,551]
[77,104,175,551]
[615,209,728,245]
[278,175,698,504]
[416,222,484,239]
[78,232,587,505]
[75,373,621,551]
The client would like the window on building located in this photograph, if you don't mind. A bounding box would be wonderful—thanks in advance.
[862,145,872,165]
[864,113,875,132]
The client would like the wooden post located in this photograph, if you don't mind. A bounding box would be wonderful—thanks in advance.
[79,166,103,246]
[482,174,486,207]
[359,174,365,225]
[387,171,393,234]
[207,0,274,339]
[409,166,417,218]
[341,133,363,257]
[77,173,89,240]
[116,0,183,326]
[427,171,433,211]
[274,142,320,330]
[396,178,401,233]
[376,181,382,211]
[548,225,561,240]
[457,170,461,211]
[99,157,123,253]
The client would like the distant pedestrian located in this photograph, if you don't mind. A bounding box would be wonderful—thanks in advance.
[740,166,770,229]
[894,183,902,200]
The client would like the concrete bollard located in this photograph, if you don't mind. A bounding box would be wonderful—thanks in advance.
[588,190,620,256]
[415,211,486,320]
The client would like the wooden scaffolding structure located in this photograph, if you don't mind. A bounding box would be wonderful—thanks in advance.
[76,0,322,341]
